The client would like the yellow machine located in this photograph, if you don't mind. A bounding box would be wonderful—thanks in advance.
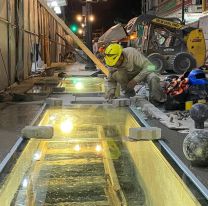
[125,15,206,74]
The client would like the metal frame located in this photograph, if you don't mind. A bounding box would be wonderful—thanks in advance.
[0,104,207,202]
[0,0,69,90]
[129,106,208,201]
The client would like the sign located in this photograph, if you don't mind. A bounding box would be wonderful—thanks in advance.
[152,18,183,29]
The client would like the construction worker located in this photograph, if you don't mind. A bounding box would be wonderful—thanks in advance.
[104,43,166,104]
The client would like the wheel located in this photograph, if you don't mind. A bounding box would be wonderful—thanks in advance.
[147,53,168,74]
[170,52,196,74]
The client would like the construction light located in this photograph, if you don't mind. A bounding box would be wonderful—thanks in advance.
[60,119,73,133]
[78,29,83,34]
[33,151,42,161]
[89,15,94,22]
[22,178,29,188]
[75,82,83,89]
[49,115,56,121]
[76,15,83,22]
[95,144,102,152]
[74,144,81,152]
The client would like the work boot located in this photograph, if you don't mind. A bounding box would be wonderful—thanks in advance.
[147,73,167,103]
[149,98,165,107]
[124,89,136,98]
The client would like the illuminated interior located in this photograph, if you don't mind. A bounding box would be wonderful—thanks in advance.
[27,77,105,94]
[58,77,105,93]
[0,106,201,205]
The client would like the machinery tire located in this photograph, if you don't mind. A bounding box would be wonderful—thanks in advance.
[147,53,167,74]
[170,52,196,74]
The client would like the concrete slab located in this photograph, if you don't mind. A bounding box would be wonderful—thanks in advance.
[129,127,161,140]
[0,103,42,162]
[49,94,76,106]
[112,98,130,107]
[45,98,63,106]
[72,96,106,104]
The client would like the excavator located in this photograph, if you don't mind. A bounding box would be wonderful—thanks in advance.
[99,14,206,74]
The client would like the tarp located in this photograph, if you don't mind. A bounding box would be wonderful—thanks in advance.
[98,23,127,45]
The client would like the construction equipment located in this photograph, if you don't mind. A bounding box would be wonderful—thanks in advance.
[131,15,206,74]
[164,69,208,110]
[99,15,206,74]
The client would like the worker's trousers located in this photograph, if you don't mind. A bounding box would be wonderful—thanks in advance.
[111,69,167,102]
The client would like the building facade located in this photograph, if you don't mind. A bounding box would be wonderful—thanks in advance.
[142,0,208,23]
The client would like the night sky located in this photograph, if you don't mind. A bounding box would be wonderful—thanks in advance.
[64,0,141,33]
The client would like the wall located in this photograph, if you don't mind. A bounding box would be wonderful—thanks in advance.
[0,0,70,91]
[156,0,193,16]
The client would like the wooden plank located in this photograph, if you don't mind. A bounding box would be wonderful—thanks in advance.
[45,11,50,66]
[38,0,109,76]
[98,127,127,206]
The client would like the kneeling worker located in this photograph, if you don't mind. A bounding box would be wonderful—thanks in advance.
[104,43,166,104]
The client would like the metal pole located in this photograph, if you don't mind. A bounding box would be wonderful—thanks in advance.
[202,0,206,12]
[182,0,185,24]
[85,1,96,70]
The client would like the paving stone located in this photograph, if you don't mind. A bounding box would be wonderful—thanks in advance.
[129,127,161,140]
[46,98,63,106]
[21,126,53,139]
[112,98,130,107]
[52,87,65,92]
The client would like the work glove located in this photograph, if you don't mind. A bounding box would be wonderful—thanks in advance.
[105,88,116,102]
[127,79,137,90]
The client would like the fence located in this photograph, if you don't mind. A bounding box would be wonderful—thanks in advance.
[0,0,71,91]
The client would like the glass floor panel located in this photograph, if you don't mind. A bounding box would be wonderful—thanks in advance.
[0,106,202,206]
[26,77,105,94]
[58,77,105,93]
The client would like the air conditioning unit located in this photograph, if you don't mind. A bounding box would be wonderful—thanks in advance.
[192,0,202,5]
[188,4,202,12]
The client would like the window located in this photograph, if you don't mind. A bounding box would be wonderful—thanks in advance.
[196,0,202,5]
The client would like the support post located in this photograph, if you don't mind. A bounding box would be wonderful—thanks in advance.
[38,0,109,76]
[202,0,206,12]
[182,0,185,24]
[85,1,96,70]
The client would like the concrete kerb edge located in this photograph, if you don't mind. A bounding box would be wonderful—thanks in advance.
[130,96,189,130]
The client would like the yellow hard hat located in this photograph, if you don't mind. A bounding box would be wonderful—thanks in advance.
[104,44,123,66]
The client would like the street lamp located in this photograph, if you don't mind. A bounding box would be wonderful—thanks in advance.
[89,15,95,22]
[78,28,83,34]
[79,0,106,70]
[76,14,83,22]
[83,1,96,70]
[182,0,185,24]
